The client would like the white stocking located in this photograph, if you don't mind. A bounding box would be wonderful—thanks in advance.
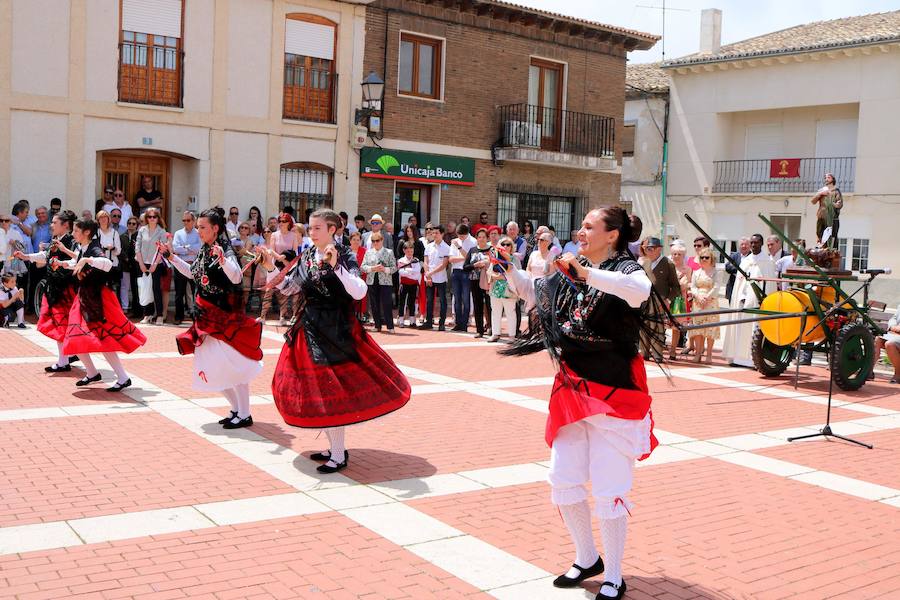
[56,341,70,367]
[235,383,251,419]
[15,307,24,324]
[599,516,627,594]
[221,387,239,413]
[103,352,129,384]
[559,501,600,578]
[325,426,346,466]
[79,354,99,378]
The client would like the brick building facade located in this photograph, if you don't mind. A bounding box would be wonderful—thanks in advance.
[357,0,657,238]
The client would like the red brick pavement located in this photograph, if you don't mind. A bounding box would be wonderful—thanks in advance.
[0,329,53,358]
[221,390,550,484]
[0,362,143,410]
[755,429,900,489]
[0,413,292,527]
[389,345,558,380]
[712,366,900,412]
[411,459,900,599]
[0,513,487,600]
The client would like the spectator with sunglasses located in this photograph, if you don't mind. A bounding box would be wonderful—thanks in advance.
[689,246,720,364]
[687,236,709,271]
[134,207,169,324]
[102,188,133,225]
[487,236,521,342]
[260,213,299,325]
[225,206,241,238]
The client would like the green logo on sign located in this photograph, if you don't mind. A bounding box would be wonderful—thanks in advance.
[376,154,400,174]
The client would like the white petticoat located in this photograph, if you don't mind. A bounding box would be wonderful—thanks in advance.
[192,335,264,392]
[582,412,653,460]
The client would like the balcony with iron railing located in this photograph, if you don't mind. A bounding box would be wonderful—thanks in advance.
[494,103,617,171]
[283,65,337,124]
[713,157,856,194]
[118,35,183,108]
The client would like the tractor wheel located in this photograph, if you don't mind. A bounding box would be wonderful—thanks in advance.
[33,278,47,317]
[831,322,874,391]
[752,327,792,377]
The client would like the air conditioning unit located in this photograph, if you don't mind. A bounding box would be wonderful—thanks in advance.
[505,120,541,147]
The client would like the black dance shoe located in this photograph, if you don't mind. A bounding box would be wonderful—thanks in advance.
[107,379,132,393]
[75,373,102,387]
[595,580,626,600]
[222,416,253,429]
[316,459,348,474]
[553,556,604,588]
[218,411,238,425]
[45,363,72,373]
[69,355,80,364]
[310,450,349,462]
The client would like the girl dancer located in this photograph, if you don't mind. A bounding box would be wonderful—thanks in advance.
[60,218,146,391]
[264,209,410,473]
[164,208,263,429]
[14,210,80,372]
[500,207,657,600]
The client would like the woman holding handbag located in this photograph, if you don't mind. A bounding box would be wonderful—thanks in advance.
[361,232,396,333]
[396,241,421,327]
[134,207,168,324]
[463,228,493,338]
[487,236,521,342]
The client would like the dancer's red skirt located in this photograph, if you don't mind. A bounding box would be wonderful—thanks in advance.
[273,318,410,428]
[176,297,263,361]
[37,286,75,342]
[547,356,657,460]
[62,287,146,355]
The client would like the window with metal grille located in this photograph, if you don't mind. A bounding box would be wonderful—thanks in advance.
[496,192,584,241]
[280,163,333,216]
[118,0,183,107]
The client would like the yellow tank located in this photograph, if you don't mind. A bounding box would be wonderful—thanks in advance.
[813,285,853,309]
[758,290,826,346]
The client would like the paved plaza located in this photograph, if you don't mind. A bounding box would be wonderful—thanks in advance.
[1,322,899,600]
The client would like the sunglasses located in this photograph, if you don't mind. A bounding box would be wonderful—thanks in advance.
[182,219,192,223]
[694,244,703,248]
[146,215,158,219]
[279,219,290,223]
[500,243,513,247]
[127,221,138,225]
[111,214,121,218]
[0,219,10,223]
[114,193,124,197]
[104,190,113,194]
[372,238,384,243]
[230,212,239,216]
[700,256,712,261]
[370,221,382,225]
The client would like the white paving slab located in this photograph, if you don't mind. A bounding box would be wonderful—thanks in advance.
[370,473,487,500]
[459,463,549,488]
[70,506,215,543]
[880,496,900,509]
[220,439,300,466]
[707,433,790,451]
[790,471,900,501]
[410,383,456,395]
[194,493,329,525]
[342,503,462,546]
[306,485,395,510]
[0,521,83,555]
[671,440,736,457]
[653,429,696,445]
[0,406,69,421]
[257,462,354,491]
[716,452,817,478]
[489,576,588,599]
[409,535,548,591]
[637,445,705,467]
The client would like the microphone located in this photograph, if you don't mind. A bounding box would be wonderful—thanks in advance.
[861,268,892,276]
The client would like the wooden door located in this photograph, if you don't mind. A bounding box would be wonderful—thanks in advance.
[528,59,564,152]
[101,153,170,224]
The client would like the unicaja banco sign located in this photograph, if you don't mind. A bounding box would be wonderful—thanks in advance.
[360,148,475,186]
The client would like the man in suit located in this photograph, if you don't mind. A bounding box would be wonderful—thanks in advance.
[641,237,680,361]
[725,237,751,302]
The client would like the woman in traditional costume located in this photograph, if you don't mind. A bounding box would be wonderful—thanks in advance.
[163,207,263,429]
[500,206,657,600]
[263,208,410,474]
[14,210,81,373]
[58,218,146,390]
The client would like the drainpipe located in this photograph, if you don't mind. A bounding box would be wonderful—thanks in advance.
[659,93,670,241]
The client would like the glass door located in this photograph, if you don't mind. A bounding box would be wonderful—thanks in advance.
[528,59,563,151]
[394,183,430,233]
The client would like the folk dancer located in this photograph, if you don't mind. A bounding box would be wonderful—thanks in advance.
[58,218,146,390]
[500,207,658,600]
[163,208,264,429]
[263,209,410,474]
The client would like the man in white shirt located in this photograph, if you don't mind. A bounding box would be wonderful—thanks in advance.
[562,231,581,256]
[723,234,777,367]
[225,207,241,238]
[448,223,477,332]
[419,223,451,331]
[172,211,201,325]
[102,188,134,226]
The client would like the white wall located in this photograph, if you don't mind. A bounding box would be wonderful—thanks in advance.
[622,96,666,185]
[11,0,69,97]
[226,0,272,118]
[84,0,119,103]
[223,131,268,208]
[183,0,215,113]
[10,111,68,204]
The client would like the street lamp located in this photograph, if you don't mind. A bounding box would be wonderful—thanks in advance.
[355,71,385,136]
